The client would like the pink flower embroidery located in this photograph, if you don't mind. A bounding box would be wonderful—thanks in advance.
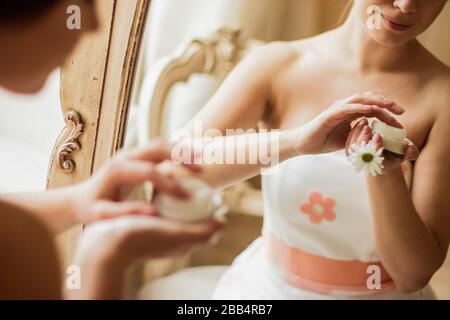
[299,192,336,225]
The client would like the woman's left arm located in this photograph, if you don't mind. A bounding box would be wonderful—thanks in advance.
[0,142,200,235]
[364,114,450,293]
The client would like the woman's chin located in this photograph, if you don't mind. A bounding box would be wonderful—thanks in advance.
[369,31,413,48]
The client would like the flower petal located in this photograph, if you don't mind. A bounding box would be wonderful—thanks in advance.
[374,164,383,175]
[323,198,336,209]
[347,139,385,177]
[376,148,384,156]
[309,214,322,225]
[309,192,322,203]
[322,210,336,221]
[353,160,364,172]
[300,203,313,214]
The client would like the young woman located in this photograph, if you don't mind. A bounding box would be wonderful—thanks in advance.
[184,0,449,299]
[0,0,223,299]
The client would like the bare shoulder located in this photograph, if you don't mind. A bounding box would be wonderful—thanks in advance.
[238,35,334,90]
[241,41,302,78]
[0,201,61,299]
[428,61,450,117]
[421,61,450,147]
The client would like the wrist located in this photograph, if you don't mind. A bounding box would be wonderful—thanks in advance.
[70,241,129,300]
[65,183,89,226]
[367,166,404,183]
[67,176,105,226]
[75,223,132,276]
[280,129,306,161]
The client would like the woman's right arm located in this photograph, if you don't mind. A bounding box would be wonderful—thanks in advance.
[179,43,299,188]
[180,44,405,189]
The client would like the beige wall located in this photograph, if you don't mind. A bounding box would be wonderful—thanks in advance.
[419,2,450,65]
[145,0,449,66]
[280,0,350,40]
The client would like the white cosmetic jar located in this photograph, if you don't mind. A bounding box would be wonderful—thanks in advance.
[371,120,408,159]
[153,177,226,222]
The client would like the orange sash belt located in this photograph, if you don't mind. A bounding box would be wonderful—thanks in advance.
[266,233,395,294]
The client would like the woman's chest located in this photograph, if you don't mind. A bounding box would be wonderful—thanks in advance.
[269,70,435,148]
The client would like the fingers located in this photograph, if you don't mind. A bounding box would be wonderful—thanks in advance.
[346,120,381,157]
[127,139,174,162]
[331,92,405,129]
[173,219,224,244]
[95,139,205,203]
[109,160,190,199]
[331,104,373,120]
[90,201,158,221]
[82,215,225,262]
[345,118,368,156]
[372,133,383,151]
[404,143,419,161]
[149,217,225,259]
[137,216,225,249]
[351,118,368,141]
[365,106,403,128]
[356,125,373,146]
[128,140,203,174]
[146,164,191,199]
[328,104,402,129]
[347,92,405,115]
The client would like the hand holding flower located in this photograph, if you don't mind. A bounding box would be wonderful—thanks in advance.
[289,92,405,156]
[345,118,419,176]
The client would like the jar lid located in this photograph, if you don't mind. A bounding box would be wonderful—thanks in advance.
[372,121,408,155]
[372,121,407,141]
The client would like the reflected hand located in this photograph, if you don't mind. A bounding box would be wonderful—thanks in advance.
[69,215,224,299]
[76,215,224,263]
[72,140,202,224]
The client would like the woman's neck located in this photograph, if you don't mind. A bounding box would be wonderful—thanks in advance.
[333,6,422,73]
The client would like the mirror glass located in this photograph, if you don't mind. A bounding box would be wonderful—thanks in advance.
[120,0,450,298]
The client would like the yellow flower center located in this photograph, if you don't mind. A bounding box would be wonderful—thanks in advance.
[361,153,374,163]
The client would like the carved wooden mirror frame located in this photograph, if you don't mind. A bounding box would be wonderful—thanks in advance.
[47,0,151,267]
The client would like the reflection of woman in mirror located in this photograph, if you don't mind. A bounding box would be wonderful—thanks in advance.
[187,0,449,299]
[0,0,223,299]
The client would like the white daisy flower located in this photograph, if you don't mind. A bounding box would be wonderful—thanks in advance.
[348,140,384,176]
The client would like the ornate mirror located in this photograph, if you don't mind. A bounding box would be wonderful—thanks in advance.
[46,0,450,299]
